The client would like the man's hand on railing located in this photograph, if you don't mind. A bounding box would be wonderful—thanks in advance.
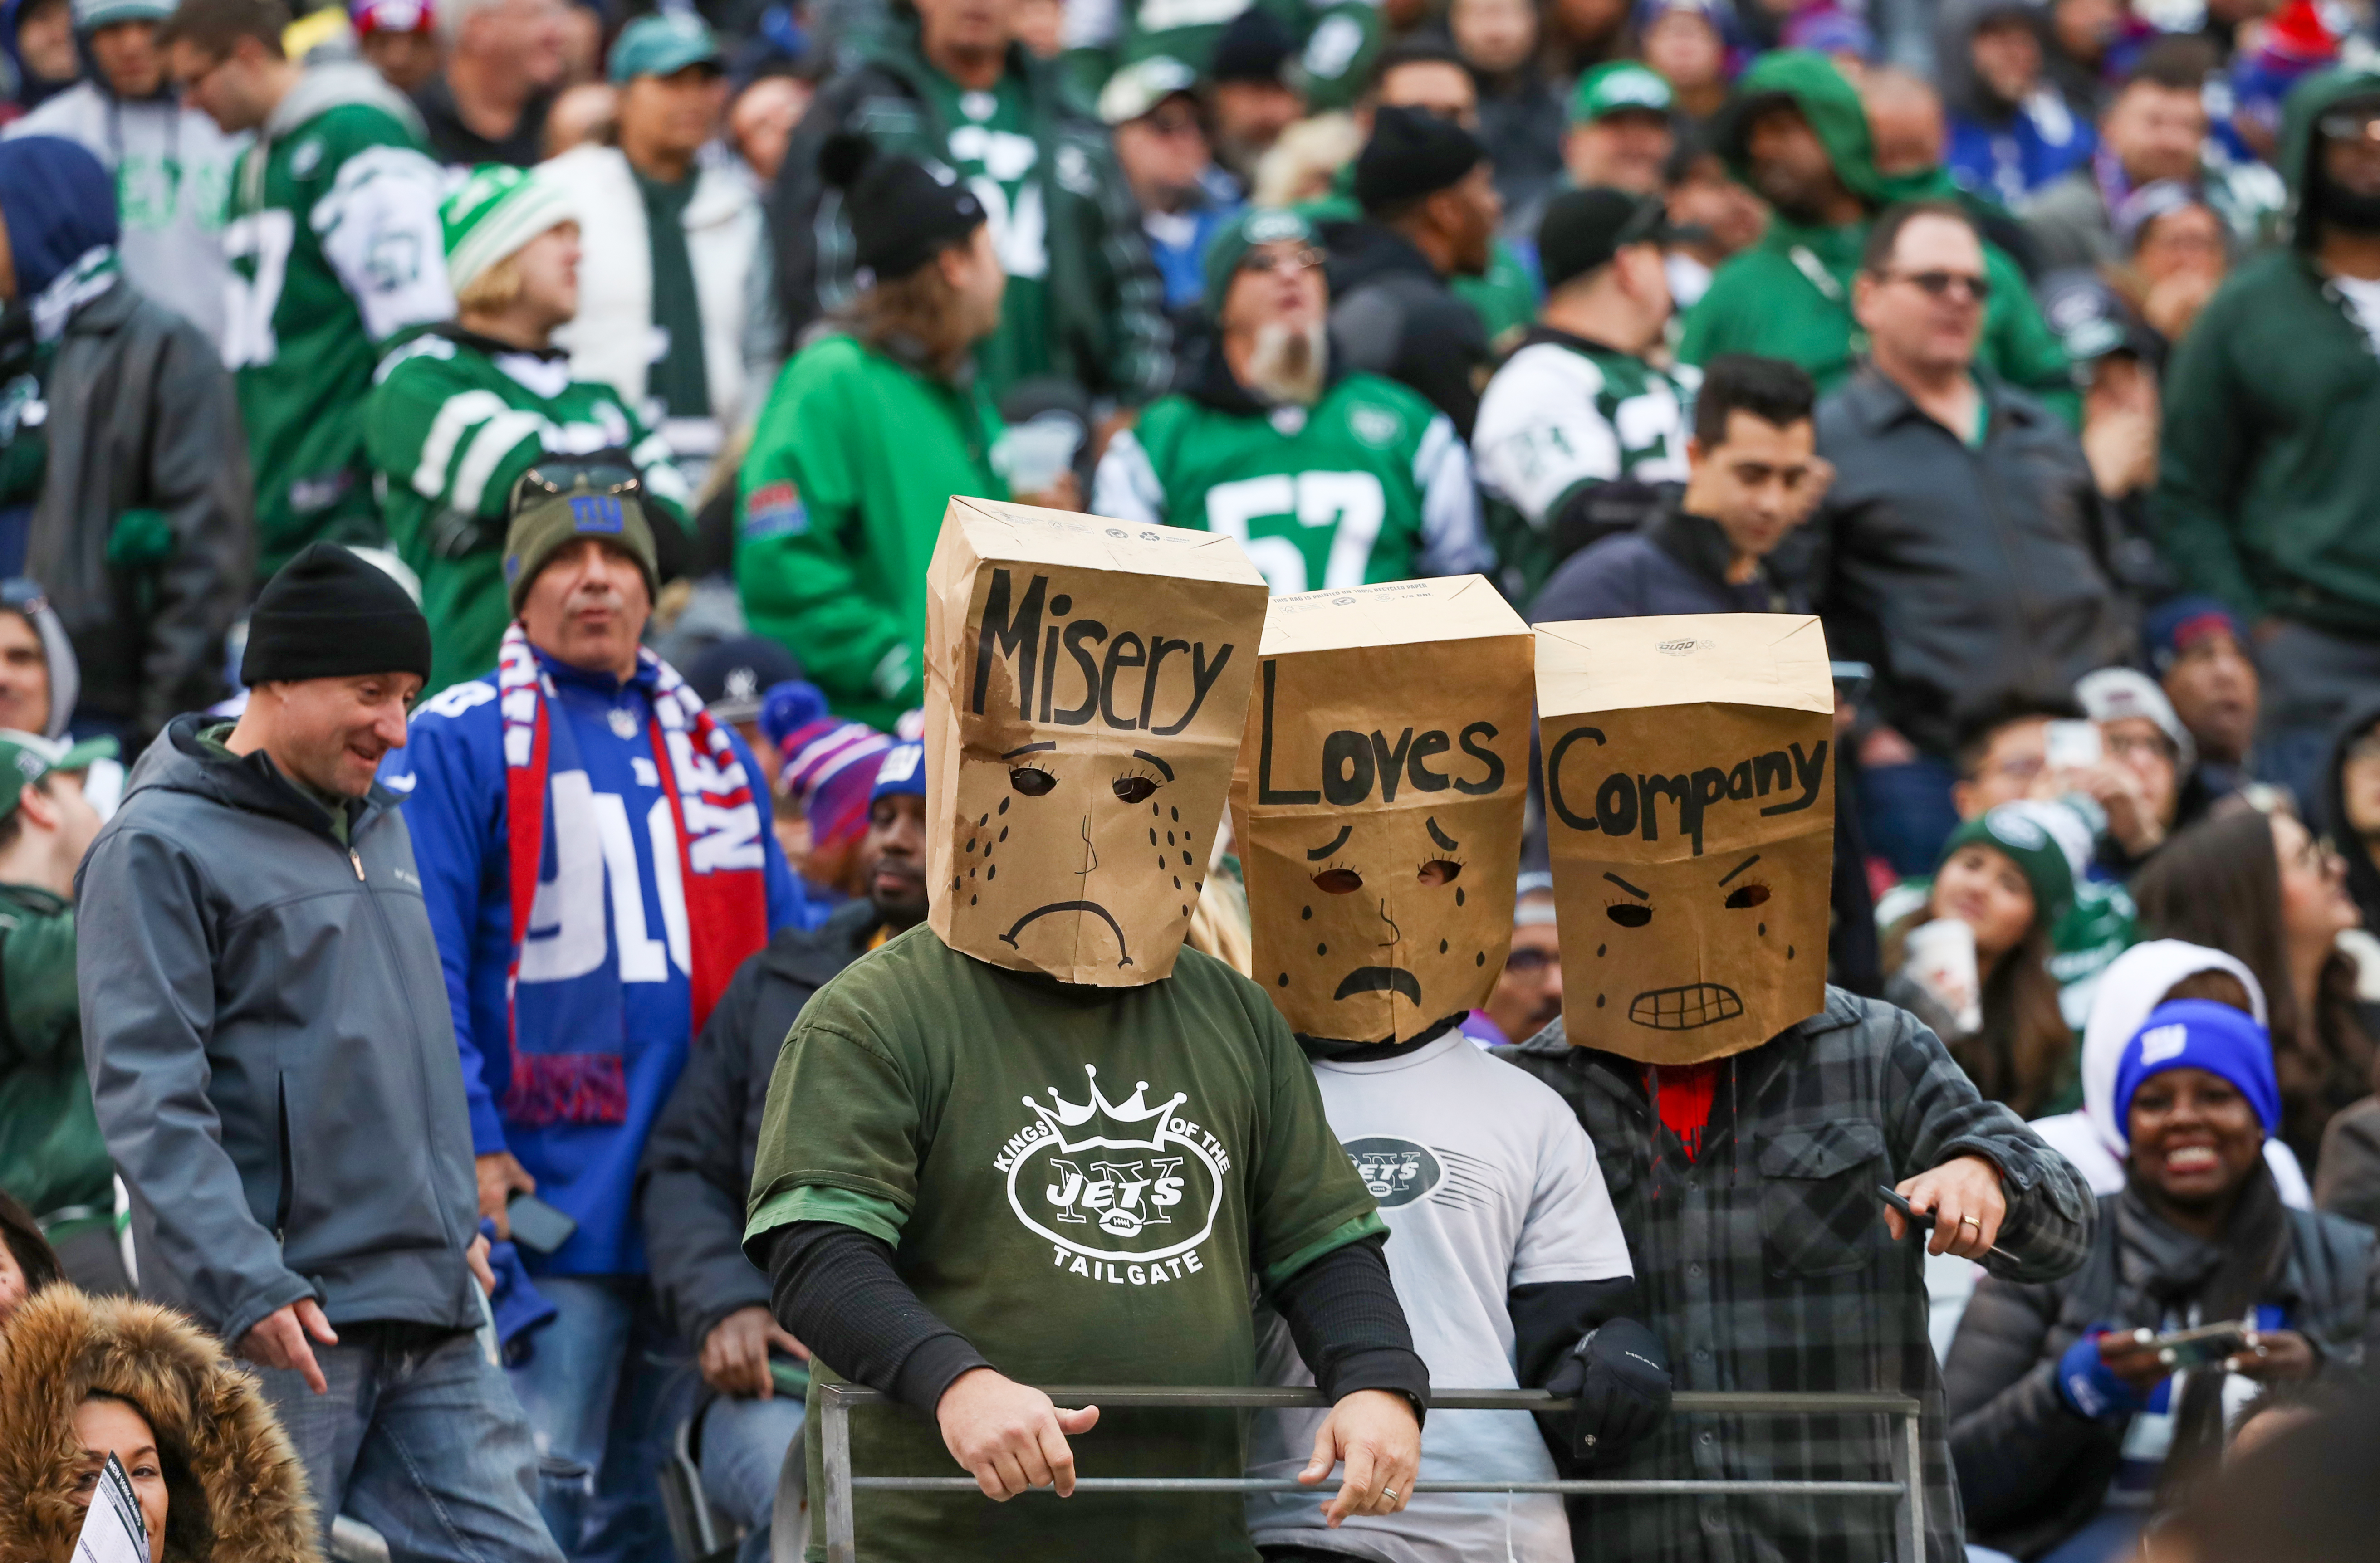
[935,1368,1101,1500]
[1546,1318,1673,1468]
[1299,1387,1420,1527]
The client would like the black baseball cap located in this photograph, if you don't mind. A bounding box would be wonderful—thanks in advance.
[1538,187,1678,292]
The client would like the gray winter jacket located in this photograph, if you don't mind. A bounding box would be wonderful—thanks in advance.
[77,715,483,1346]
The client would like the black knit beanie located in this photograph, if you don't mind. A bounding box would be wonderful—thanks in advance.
[1353,105,1486,214]
[819,132,987,283]
[241,543,433,687]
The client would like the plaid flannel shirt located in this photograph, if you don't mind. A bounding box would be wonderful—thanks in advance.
[1494,987,2095,1563]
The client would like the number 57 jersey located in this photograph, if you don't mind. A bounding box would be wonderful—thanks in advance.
[1092,368,1490,597]
[220,64,452,576]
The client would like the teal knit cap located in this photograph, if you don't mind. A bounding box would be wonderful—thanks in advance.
[1201,206,1317,322]
[1937,803,2076,928]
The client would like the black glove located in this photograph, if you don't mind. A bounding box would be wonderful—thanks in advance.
[1542,1317,1672,1468]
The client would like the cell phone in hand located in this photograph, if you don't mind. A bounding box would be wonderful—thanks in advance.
[2124,1320,2253,1371]
[2045,719,2103,771]
[505,1192,578,1255]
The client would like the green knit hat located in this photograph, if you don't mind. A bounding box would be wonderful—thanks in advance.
[503,469,660,614]
[442,165,577,296]
[1201,206,1316,321]
[1937,803,2075,929]
[1570,61,1675,124]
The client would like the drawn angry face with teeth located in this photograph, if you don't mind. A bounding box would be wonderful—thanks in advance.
[1231,585,1536,1043]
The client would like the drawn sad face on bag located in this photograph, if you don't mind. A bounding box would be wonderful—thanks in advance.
[1535,614,1836,1064]
[922,500,1270,986]
[1230,580,1534,1041]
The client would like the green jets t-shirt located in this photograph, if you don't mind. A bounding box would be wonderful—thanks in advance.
[1095,373,1470,595]
[744,925,1382,1563]
[918,73,1051,404]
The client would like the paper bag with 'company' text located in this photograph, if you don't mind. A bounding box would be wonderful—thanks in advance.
[924,497,1270,986]
[1536,614,1834,1063]
[1230,577,1534,1042]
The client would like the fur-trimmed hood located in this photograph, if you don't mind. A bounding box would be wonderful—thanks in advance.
[0,1288,319,1563]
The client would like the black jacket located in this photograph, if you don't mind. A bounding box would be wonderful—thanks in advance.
[1321,220,1491,440]
[1528,507,1792,625]
[25,281,250,751]
[1808,366,2134,759]
[640,898,880,1351]
[1944,1184,2380,1560]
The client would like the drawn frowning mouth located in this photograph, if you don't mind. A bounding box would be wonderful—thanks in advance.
[1627,983,1744,1029]
[1334,966,1422,1004]
[1000,901,1133,966]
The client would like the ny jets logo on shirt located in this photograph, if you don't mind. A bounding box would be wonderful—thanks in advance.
[1343,1136,1441,1207]
[994,1065,1232,1286]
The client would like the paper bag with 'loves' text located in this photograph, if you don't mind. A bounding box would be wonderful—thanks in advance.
[1535,613,1834,1063]
[923,497,1270,986]
[1229,576,1534,1042]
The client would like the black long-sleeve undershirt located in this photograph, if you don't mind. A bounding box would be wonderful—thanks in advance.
[767,1222,1430,1421]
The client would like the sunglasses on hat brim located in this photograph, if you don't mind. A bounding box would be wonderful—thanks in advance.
[517,460,644,501]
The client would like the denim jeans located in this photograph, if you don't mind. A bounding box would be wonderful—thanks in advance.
[506,1275,676,1563]
[257,1321,563,1563]
[699,1392,807,1563]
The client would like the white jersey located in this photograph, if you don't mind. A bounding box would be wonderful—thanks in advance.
[1472,336,1694,528]
[1245,1033,1634,1563]
[9,84,243,346]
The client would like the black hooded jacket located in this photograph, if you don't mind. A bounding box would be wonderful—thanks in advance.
[1320,219,1491,439]
[639,897,881,1351]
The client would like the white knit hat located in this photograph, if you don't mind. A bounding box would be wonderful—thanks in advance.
[441,164,576,295]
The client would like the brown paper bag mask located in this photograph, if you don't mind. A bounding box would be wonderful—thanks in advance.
[1535,614,1834,1063]
[1230,578,1534,1041]
[923,498,1270,986]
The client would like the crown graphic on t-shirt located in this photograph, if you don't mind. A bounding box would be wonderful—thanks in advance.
[1023,1065,1187,1153]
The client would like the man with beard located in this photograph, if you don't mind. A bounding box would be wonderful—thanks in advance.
[2159,68,2380,813]
[1679,49,2072,411]
[1091,207,1489,596]
[640,740,930,1563]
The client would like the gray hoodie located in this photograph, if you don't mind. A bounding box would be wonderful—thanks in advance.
[77,714,483,1345]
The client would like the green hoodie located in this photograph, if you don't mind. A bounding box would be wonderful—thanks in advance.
[0,882,109,1245]
[2155,67,2380,634]
[1678,52,2073,418]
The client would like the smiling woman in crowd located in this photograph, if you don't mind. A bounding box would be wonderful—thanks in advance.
[1944,1000,2380,1563]
[1884,802,2079,1118]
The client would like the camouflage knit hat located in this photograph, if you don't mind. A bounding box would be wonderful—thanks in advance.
[442,165,576,295]
[503,466,660,614]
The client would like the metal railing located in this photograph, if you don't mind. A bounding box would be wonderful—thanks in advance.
[807,1383,1926,1563]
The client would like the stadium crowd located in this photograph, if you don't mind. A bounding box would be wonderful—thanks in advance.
[0,0,2378,1558]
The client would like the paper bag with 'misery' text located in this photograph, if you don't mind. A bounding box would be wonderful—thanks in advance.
[1229,576,1534,1042]
[923,497,1270,986]
[1535,613,1834,1063]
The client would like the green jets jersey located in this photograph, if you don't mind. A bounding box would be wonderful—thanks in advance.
[915,73,1053,404]
[1091,371,1489,595]
[223,67,452,575]
[1471,330,1696,598]
[367,327,691,694]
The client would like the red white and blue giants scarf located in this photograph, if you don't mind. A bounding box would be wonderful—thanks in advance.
[496,620,768,1126]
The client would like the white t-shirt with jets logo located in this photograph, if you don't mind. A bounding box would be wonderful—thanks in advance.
[1246,1033,1634,1563]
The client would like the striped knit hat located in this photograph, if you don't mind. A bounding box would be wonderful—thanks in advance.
[759,681,895,850]
[442,164,576,295]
